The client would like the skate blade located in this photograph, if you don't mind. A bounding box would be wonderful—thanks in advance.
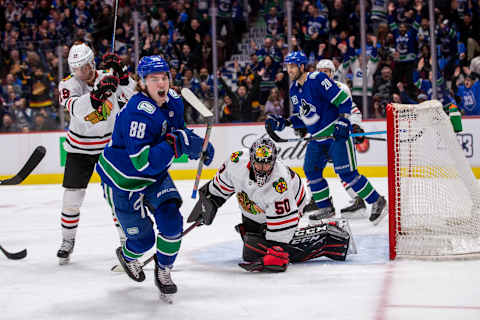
[111,264,124,272]
[340,208,367,219]
[160,292,174,304]
[58,257,70,265]
[371,207,388,226]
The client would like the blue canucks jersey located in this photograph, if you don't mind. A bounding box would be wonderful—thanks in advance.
[97,89,185,192]
[289,71,352,138]
[457,82,480,115]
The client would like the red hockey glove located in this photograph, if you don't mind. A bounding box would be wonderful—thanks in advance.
[238,246,289,272]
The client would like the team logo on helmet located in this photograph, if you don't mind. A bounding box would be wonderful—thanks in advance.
[230,151,243,163]
[255,145,272,161]
[273,177,288,193]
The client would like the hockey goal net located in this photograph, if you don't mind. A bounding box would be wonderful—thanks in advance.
[387,101,480,259]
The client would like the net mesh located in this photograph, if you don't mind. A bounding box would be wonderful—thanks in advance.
[389,101,480,259]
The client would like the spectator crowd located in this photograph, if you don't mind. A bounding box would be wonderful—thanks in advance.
[1,0,480,133]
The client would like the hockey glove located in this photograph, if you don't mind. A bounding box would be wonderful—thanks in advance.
[265,115,289,132]
[239,246,289,272]
[203,142,215,166]
[333,117,351,141]
[352,124,365,144]
[102,52,129,85]
[90,75,119,112]
[166,129,203,159]
[187,181,226,225]
[294,127,308,138]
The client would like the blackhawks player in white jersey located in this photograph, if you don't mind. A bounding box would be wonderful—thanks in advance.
[56,42,135,265]
[316,59,367,217]
[96,55,215,300]
[266,51,386,226]
[187,138,351,272]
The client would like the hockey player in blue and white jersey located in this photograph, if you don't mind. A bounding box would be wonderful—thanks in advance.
[266,51,386,225]
[96,55,214,300]
[316,59,367,218]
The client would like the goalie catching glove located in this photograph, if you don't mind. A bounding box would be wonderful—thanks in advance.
[238,245,289,272]
[187,181,226,225]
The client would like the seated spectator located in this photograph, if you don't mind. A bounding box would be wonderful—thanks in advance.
[11,98,32,132]
[264,87,284,117]
[373,66,393,118]
[1,113,19,133]
[32,112,56,131]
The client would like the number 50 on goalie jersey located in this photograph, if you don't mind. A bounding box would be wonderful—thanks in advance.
[208,150,310,243]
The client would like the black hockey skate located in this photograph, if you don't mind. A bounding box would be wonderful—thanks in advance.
[154,257,177,304]
[115,247,145,282]
[308,205,335,221]
[340,197,366,218]
[369,196,387,225]
[303,198,318,213]
[57,239,75,265]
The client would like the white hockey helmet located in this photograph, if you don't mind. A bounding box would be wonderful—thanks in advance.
[68,43,95,74]
[316,59,335,77]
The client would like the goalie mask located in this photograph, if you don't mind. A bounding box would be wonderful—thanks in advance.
[249,138,278,187]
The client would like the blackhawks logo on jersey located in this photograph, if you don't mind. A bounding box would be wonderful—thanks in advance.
[84,100,113,124]
[237,191,264,215]
[230,151,243,163]
[273,177,288,193]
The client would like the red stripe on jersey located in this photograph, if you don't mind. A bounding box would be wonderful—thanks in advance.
[215,175,234,192]
[267,217,299,226]
[66,98,73,112]
[67,132,111,145]
[296,186,305,206]
[61,218,79,224]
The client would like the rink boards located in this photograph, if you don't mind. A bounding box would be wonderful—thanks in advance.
[1,118,479,184]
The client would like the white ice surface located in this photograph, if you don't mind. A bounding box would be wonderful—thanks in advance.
[1,178,479,320]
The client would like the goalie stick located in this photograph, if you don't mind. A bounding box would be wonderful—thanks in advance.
[265,125,386,143]
[0,245,27,260]
[111,220,202,272]
[180,88,214,199]
[0,146,46,186]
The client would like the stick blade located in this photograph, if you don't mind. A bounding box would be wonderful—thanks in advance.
[0,246,27,260]
[181,88,213,118]
[0,146,46,185]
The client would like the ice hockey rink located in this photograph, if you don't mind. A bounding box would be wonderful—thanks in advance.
[1,178,480,320]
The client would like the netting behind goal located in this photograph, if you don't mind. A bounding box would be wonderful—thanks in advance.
[387,101,480,260]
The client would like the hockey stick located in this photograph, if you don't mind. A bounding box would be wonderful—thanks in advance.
[111,220,202,271]
[266,124,386,143]
[0,146,46,186]
[180,88,214,199]
[0,245,27,260]
[111,0,119,52]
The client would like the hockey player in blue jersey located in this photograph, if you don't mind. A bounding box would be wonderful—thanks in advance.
[265,51,386,225]
[96,55,214,300]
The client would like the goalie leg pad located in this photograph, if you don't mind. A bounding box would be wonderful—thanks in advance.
[288,223,350,262]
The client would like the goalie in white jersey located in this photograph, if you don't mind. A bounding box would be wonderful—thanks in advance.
[187,137,351,272]
[56,42,136,264]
